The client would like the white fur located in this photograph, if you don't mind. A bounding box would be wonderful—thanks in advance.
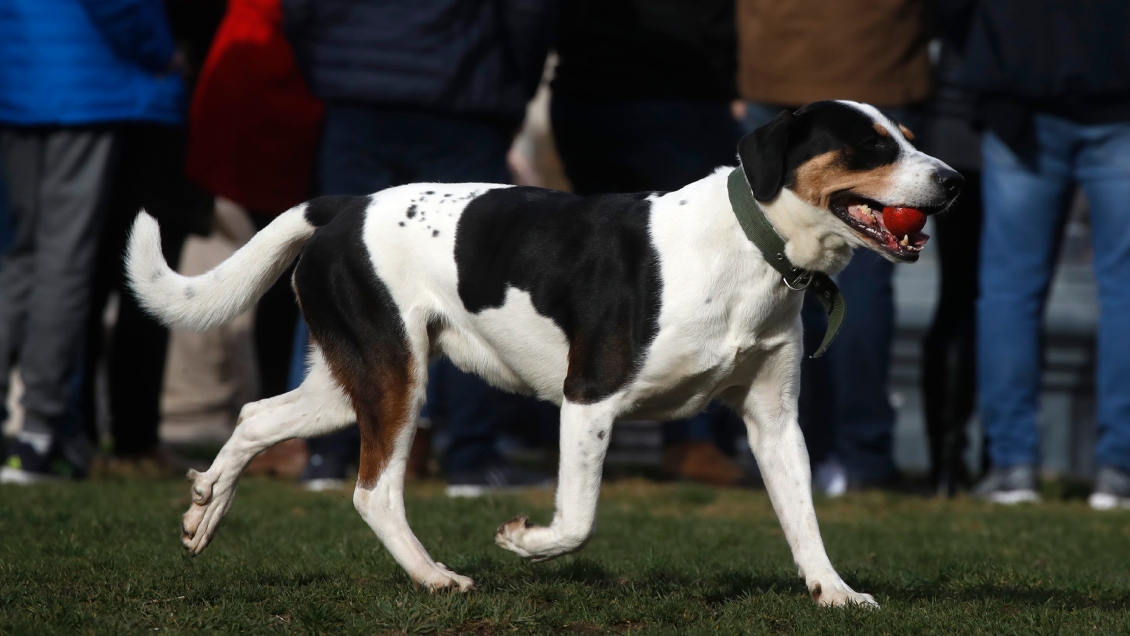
[129,115,949,605]
[125,205,316,332]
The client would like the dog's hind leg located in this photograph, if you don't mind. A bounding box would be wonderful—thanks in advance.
[734,326,878,608]
[495,398,618,562]
[181,348,355,556]
[348,324,475,592]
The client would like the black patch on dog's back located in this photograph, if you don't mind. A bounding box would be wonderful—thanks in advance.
[455,187,663,404]
[304,195,356,228]
[294,194,417,489]
[296,195,410,373]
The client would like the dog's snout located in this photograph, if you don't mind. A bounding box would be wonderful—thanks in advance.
[934,169,964,196]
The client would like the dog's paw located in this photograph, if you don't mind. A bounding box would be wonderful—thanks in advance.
[494,515,586,563]
[494,515,539,559]
[422,563,475,593]
[808,578,879,608]
[181,469,235,556]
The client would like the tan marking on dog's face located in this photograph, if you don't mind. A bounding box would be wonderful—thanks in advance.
[790,150,899,209]
[898,124,915,141]
[872,122,890,137]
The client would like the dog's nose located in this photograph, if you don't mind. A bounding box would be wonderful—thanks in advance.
[934,169,964,196]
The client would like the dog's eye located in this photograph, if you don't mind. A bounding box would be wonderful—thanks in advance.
[860,135,882,149]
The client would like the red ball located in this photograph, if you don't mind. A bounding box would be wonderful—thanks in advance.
[882,206,927,237]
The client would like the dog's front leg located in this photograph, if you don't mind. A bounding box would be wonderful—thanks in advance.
[739,332,878,608]
[495,398,617,562]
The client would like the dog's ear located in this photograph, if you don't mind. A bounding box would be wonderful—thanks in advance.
[738,110,795,202]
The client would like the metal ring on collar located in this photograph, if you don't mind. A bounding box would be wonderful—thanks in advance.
[782,271,813,291]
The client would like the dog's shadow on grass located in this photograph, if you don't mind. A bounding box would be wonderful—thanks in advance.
[456,556,1128,611]
[857,575,1130,611]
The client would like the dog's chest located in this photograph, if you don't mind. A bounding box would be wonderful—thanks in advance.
[627,265,800,418]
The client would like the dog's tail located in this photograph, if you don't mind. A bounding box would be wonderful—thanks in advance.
[126,204,319,332]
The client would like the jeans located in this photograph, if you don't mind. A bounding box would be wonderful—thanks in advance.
[743,102,916,481]
[978,115,1130,473]
[295,104,553,474]
[551,97,745,447]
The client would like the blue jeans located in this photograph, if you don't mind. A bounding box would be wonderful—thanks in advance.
[978,115,1130,473]
[743,102,909,481]
[294,104,554,474]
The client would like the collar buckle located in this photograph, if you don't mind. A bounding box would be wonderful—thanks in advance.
[782,270,813,291]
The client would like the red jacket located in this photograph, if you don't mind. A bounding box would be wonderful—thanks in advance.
[186,0,323,215]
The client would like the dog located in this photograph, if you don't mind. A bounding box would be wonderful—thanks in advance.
[127,100,961,607]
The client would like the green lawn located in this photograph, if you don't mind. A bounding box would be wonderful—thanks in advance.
[2,477,1129,634]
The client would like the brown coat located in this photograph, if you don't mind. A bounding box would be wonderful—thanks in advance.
[737,0,932,107]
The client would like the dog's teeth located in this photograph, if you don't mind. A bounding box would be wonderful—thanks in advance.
[900,235,909,246]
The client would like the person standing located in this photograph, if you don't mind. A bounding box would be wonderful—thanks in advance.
[735,0,934,493]
[959,0,1130,509]
[283,0,559,494]
[183,0,325,477]
[0,0,186,483]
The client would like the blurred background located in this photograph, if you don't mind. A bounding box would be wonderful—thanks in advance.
[1,0,1127,509]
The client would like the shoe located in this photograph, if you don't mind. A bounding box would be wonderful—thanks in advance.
[813,458,847,497]
[92,447,193,480]
[972,465,1040,504]
[662,441,745,487]
[0,434,85,484]
[1089,466,1130,511]
[299,452,347,491]
[445,461,553,497]
[246,439,309,479]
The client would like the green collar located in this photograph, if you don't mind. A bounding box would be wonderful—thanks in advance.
[726,166,845,358]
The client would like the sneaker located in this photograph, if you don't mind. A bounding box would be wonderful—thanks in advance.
[445,461,553,497]
[0,434,85,484]
[299,452,347,492]
[1089,466,1130,511]
[813,458,848,497]
[972,465,1040,504]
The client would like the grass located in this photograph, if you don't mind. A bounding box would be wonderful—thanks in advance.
[2,477,1130,634]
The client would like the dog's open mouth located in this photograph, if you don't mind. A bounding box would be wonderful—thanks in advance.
[830,193,935,261]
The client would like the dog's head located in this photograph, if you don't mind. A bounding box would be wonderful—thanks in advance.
[738,100,962,266]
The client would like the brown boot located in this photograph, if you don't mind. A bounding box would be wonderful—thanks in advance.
[245,439,309,479]
[405,427,432,482]
[93,447,193,480]
[662,441,745,487]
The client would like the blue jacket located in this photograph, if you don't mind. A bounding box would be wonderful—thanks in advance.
[0,0,186,126]
[283,0,557,123]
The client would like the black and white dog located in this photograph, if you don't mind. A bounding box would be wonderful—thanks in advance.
[127,100,961,607]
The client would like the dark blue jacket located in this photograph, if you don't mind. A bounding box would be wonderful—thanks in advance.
[283,0,557,123]
[939,0,1130,104]
[0,0,186,126]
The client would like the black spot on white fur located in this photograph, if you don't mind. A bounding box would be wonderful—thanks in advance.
[454,187,662,404]
[407,205,417,219]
